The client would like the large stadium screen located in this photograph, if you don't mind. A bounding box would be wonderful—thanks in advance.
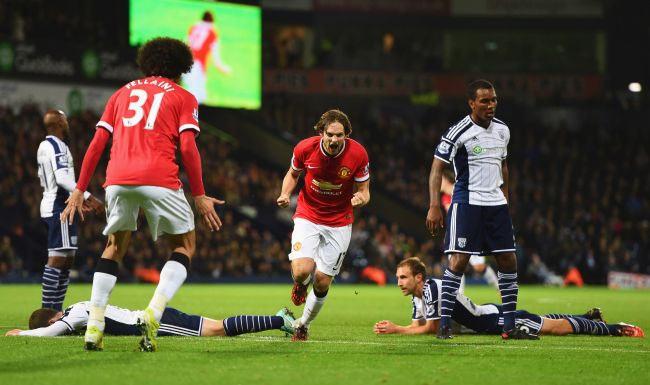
[129,0,261,109]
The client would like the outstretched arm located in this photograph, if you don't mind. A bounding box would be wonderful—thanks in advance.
[6,321,70,337]
[374,319,438,335]
[180,130,225,232]
[60,128,110,224]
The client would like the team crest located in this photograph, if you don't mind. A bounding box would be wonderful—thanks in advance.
[338,167,351,179]
[293,242,302,251]
[457,238,467,248]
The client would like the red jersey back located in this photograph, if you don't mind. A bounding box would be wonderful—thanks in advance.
[97,76,200,190]
[188,21,217,70]
[291,136,370,227]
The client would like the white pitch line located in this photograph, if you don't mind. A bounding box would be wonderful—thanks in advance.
[228,336,650,354]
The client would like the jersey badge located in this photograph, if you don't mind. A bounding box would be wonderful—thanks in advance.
[437,142,450,154]
[293,242,302,251]
[457,238,467,248]
[338,167,351,179]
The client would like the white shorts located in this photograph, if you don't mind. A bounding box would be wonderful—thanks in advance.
[104,185,195,241]
[447,255,486,266]
[289,218,352,277]
[469,255,486,266]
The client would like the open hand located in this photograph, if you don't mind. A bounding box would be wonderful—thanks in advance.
[194,195,225,232]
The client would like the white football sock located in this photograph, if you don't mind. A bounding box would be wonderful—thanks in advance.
[300,290,327,327]
[484,265,499,290]
[459,274,466,294]
[87,272,117,331]
[147,261,187,321]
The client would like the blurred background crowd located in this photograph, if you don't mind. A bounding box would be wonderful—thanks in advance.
[0,0,648,285]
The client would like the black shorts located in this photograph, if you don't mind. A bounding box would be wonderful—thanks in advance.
[444,203,515,255]
[103,307,203,336]
[43,215,77,251]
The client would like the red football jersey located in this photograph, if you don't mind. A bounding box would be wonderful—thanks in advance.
[96,76,200,190]
[188,21,217,70]
[291,136,370,227]
[442,193,452,212]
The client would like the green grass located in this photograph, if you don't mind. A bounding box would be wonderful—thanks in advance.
[1,284,649,385]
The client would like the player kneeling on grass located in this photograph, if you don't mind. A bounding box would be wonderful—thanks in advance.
[6,302,296,338]
[373,257,644,339]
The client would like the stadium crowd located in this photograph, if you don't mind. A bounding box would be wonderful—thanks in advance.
[0,105,437,283]
[261,94,650,283]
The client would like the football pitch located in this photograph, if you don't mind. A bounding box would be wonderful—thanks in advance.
[0,284,648,385]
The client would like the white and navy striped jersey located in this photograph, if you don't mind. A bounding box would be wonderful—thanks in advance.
[37,135,87,217]
[18,301,141,336]
[434,116,510,206]
[412,278,500,326]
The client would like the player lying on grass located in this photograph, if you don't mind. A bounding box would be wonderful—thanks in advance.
[5,302,296,338]
[374,257,644,338]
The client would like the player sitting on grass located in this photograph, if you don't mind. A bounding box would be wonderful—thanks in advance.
[374,257,644,338]
[6,302,296,338]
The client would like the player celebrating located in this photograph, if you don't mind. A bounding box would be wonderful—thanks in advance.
[37,110,103,311]
[426,79,527,339]
[374,258,644,338]
[60,37,224,352]
[182,11,232,104]
[6,303,296,339]
[277,109,370,341]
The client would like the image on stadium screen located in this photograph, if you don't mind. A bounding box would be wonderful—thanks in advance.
[129,0,261,109]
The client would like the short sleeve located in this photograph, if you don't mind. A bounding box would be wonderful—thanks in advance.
[434,138,456,164]
[44,138,67,170]
[97,91,118,134]
[291,144,305,171]
[59,304,89,332]
[179,93,200,134]
[502,129,510,160]
[412,297,424,321]
[354,146,370,182]
[422,282,440,320]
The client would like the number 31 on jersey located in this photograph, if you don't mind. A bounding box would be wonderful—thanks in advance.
[122,89,165,130]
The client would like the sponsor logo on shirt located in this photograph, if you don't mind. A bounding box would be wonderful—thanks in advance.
[192,108,199,122]
[311,179,342,191]
[472,145,484,155]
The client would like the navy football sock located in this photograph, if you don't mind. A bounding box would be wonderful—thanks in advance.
[497,271,519,331]
[223,315,284,336]
[565,316,615,335]
[440,268,462,328]
[543,313,588,320]
[42,266,68,311]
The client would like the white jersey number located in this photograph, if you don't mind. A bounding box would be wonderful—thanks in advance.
[122,89,165,130]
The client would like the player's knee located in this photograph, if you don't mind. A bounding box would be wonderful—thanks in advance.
[47,256,70,269]
[313,273,333,293]
[291,259,315,281]
[168,232,195,258]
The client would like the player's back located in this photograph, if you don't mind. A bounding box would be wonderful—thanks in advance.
[98,76,200,190]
